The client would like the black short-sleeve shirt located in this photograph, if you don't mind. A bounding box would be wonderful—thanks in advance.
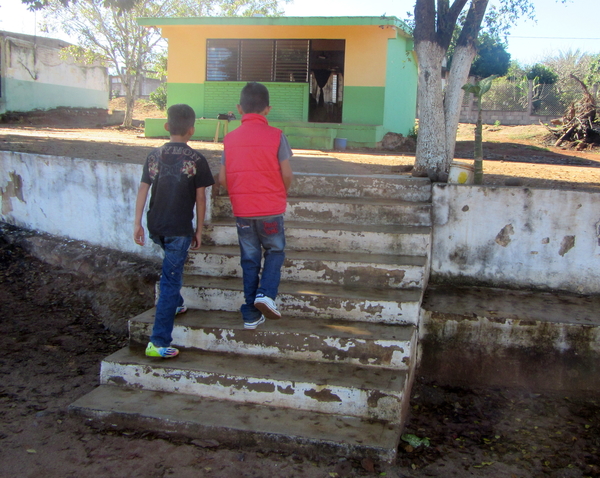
[141,142,215,237]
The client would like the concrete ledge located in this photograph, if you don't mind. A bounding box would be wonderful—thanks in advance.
[419,285,600,391]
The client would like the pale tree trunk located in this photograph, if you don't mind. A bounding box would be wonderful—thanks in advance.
[443,44,477,166]
[413,41,448,180]
[122,73,138,127]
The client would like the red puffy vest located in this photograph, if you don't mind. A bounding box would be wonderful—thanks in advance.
[223,114,287,217]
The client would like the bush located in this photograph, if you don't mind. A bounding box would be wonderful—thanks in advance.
[149,84,167,111]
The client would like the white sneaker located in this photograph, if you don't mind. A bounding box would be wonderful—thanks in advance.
[244,315,266,330]
[254,295,281,320]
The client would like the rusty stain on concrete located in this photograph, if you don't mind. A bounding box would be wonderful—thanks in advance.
[304,388,342,402]
[277,385,295,395]
[495,224,514,247]
[367,390,396,408]
[191,374,277,393]
[2,171,26,215]
[107,375,127,386]
[559,235,575,256]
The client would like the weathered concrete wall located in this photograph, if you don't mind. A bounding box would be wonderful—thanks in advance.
[431,184,600,294]
[459,105,555,126]
[0,32,108,113]
[1,152,156,261]
[0,151,213,260]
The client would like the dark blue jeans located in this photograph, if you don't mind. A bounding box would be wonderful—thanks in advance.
[236,215,286,323]
[150,235,192,347]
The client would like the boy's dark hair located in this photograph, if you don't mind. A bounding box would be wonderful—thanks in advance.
[239,82,270,114]
[167,104,195,136]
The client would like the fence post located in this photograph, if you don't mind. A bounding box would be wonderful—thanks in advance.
[527,80,534,116]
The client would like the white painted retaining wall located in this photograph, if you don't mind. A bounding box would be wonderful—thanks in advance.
[0,152,211,261]
[432,184,600,294]
[2,151,600,295]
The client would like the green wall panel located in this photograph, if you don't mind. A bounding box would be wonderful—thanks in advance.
[383,37,418,135]
[2,78,107,113]
[203,82,308,122]
[167,83,205,116]
[342,87,385,125]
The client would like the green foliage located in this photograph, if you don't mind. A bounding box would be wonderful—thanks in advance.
[149,84,167,111]
[470,35,511,78]
[526,64,558,84]
[408,122,418,141]
[462,75,497,184]
[59,44,107,66]
[585,54,600,87]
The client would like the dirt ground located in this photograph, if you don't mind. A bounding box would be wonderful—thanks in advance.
[1,101,600,477]
[1,98,600,191]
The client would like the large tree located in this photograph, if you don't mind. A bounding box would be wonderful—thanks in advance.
[412,0,544,180]
[42,0,288,126]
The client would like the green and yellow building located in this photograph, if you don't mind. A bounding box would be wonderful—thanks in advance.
[138,16,417,149]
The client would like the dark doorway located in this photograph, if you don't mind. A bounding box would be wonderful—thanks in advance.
[309,40,345,123]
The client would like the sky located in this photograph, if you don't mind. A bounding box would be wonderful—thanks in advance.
[0,0,598,66]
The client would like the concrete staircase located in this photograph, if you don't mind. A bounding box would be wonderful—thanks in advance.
[70,172,432,463]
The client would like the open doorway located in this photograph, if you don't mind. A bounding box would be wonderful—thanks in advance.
[309,40,345,123]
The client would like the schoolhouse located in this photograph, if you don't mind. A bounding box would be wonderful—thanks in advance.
[138,16,417,149]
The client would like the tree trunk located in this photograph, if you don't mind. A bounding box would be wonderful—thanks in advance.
[474,96,483,184]
[413,41,447,180]
[443,43,477,166]
[123,74,138,127]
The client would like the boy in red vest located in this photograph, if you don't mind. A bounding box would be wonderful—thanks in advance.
[219,82,294,329]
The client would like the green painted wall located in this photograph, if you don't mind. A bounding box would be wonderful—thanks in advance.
[203,82,307,121]
[342,86,385,125]
[166,82,308,122]
[167,83,205,115]
[383,37,418,135]
[2,78,107,113]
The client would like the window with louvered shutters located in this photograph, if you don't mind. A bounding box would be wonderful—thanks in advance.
[240,40,274,82]
[206,39,309,83]
[275,40,309,82]
[207,39,239,81]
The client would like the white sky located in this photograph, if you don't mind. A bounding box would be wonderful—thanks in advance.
[0,0,598,65]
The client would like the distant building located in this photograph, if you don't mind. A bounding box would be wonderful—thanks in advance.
[137,16,418,149]
[0,31,108,114]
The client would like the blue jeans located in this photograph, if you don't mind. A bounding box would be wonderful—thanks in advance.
[149,235,192,347]
[236,215,286,323]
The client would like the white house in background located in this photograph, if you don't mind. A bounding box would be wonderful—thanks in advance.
[0,31,108,114]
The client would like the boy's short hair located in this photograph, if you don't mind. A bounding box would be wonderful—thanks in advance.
[239,82,270,114]
[167,104,195,135]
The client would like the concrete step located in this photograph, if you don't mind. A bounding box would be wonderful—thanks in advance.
[420,285,600,391]
[212,196,432,227]
[70,386,403,463]
[215,173,431,202]
[186,246,427,289]
[180,276,422,325]
[129,309,417,370]
[203,219,431,256]
[99,347,409,422]
[289,173,431,201]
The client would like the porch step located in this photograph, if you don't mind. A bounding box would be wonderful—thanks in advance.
[213,196,432,227]
[203,219,431,256]
[129,309,417,370]
[288,173,432,202]
[99,347,409,422]
[180,276,422,325]
[186,245,427,289]
[70,386,402,463]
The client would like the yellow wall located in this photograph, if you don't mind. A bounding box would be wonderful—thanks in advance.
[162,25,397,87]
